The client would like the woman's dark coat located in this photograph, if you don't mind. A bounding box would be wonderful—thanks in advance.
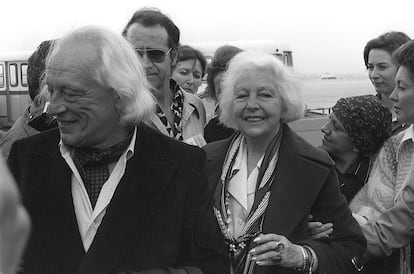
[204,124,367,273]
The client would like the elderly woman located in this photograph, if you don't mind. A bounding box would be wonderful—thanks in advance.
[204,51,366,273]
[348,40,414,274]
[172,45,207,94]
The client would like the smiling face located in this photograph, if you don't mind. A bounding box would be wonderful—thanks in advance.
[367,49,398,97]
[172,59,203,93]
[125,23,174,98]
[320,112,355,156]
[391,66,414,124]
[232,67,283,145]
[46,42,127,149]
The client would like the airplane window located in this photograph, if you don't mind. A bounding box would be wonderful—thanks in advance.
[0,64,4,88]
[21,63,28,87]
[9,64,18,87]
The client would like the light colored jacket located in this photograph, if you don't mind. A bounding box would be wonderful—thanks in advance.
[0,107,39,159]
[146,89,206,146]
[350,125,414,274]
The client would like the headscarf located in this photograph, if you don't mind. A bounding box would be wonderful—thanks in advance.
[332,95,392,155]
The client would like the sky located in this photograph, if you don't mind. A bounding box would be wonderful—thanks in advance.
[1,0,413,74]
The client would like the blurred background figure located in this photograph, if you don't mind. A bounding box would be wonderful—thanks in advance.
[204,51,366,273]
[0,40,57,158]
[320,95,392,202]
[0,155,30,274]
[364,31,410,134]
[203,45,242,143]
[172,45,206,94]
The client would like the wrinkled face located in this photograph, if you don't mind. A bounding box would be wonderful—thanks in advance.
[367,49,398,97]
[320,112,355,156]
[391,66,414,124]
[125,23,174,98]
[46,43,124,149]
[232,67,283,144]
[172,59,203,93]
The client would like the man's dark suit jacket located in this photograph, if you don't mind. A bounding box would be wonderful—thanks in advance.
[204,124,367,274]
[8,124,228,274]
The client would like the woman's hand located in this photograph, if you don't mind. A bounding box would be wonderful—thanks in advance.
[249,233,303,269]
[308,214,333,239]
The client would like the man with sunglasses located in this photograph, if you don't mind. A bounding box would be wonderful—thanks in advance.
[123,8,207,147]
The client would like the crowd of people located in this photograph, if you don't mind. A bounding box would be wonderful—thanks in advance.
[0,7,413,274]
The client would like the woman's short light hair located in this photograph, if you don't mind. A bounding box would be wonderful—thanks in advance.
[46,25,155,125]
[219,51,304,129]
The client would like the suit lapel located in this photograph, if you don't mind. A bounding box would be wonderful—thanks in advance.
[29,136,85,271]
[262,126,329,237]
[79,125,178,273]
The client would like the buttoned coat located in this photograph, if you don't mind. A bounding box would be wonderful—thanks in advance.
[204,124,366,274]
[8,124,228,274]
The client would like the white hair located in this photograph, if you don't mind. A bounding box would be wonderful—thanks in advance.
[219,51,304,129]
[46,25,155,125]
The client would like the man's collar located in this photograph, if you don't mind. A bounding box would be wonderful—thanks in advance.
[169,78,181,95]
[401,124,414,143]
[59,126,138,160]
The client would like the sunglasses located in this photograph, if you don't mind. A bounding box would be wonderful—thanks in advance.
[135,48,172,63]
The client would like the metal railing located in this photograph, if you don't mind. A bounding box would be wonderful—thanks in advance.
[305,107,332,117]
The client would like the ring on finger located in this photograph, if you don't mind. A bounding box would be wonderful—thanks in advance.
[275,242,284,252]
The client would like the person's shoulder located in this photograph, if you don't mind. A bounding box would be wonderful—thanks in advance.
[182,90,204,108]
[203,136,232,155]
[380,131,404,158]
[13,127,59,149]
[382,134,401,151]
[284,126,334,167]
[140,123,204,156]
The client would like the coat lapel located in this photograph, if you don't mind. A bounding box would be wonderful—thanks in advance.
[146,113,169,136]
[205,137,234,206]
[79,125,178,273]
[181,91,200,129]
[262,126,329,238]
[28,134,85,272]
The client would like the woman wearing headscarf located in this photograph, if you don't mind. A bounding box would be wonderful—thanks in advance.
[204,51,366,273]
[320,95,392,202]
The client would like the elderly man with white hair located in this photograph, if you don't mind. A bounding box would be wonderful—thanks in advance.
[8,26,228,274]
